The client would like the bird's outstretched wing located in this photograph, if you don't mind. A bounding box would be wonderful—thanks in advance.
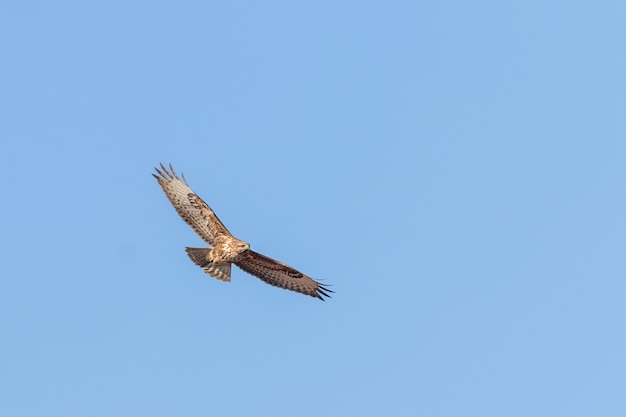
[153,163,231,245]
[235,251,332,300]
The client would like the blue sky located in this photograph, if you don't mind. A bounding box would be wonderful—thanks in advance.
[1,1,625,416]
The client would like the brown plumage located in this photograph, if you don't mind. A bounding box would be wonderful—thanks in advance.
[153,163,332,300]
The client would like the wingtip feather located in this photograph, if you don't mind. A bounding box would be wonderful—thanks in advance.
[316,284,333,300]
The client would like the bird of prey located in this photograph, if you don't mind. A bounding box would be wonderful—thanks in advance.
[153,163,332,300]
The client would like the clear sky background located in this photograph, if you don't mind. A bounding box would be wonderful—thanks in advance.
[1,1,625,416]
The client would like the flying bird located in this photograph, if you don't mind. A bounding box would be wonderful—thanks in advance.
[153,163,332,300]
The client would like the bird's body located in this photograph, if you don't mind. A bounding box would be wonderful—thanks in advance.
[153,163,331,300]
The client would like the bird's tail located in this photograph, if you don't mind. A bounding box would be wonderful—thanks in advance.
[185,247,211,267]
[185,247,232,282]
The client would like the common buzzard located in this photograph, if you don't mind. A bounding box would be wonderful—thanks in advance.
[153,163,332,300]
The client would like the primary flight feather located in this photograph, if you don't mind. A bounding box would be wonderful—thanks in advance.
[153,163,332,300]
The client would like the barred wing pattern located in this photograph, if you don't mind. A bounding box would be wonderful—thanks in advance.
[236,251,332,300]
[153,163,231,246]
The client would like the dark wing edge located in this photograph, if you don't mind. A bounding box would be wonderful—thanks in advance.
[152,162,188,185]
[235,250,333,301]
